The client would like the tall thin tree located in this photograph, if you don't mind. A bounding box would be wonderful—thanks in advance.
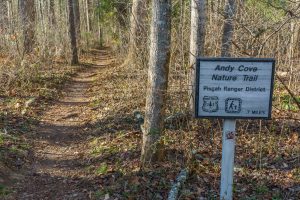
[73,0,81,42]
[114,0,129,29]
[129,0,147,57]
[68,0,79,65]
[220,1,236,199]
[0,1,7,31]
[221,0,236,57]
[141,0,172,165]
[85,0,90,32]
[189,0,206,114]
[87,0,94,32]
[97,0,104,47]
[49,0,56,26]
[19,0,36,54]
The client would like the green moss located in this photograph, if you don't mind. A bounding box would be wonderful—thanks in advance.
[96,163,108,175]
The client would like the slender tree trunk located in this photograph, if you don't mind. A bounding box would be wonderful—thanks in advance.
[0,1,7,31]
[114,0,129,29]
[39,0,46,37]
[129,0,147,57]
[141,0,172,165]
[7,0,11,32]
[97,0,104,47]
[49,0,56,25]
[85,0,90,32]
[288,20,299,87]
[19,0,36,54]
[290,20,300,59]
[189,0,206,114]
[221,0,236,57]
[87,0,93,32]
[68,0,79,65]
[73,0,81,42]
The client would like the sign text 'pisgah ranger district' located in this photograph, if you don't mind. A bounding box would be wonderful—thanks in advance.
[195,58,275,119]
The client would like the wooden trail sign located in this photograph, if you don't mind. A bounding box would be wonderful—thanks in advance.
[194,58,275,200]
[195,58,275,119]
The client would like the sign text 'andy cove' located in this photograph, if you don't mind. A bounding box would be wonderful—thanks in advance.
[195,58,275,119]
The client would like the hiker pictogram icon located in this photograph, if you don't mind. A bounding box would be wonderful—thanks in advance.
[225,98,242,113]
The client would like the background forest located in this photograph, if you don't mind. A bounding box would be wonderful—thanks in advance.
[0,0,299,199]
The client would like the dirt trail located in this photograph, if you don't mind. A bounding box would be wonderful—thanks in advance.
[9,49,113,200]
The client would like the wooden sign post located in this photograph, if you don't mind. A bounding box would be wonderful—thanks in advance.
[195,58,275,200]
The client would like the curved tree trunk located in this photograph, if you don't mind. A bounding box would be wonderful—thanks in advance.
[141,0,172,166]
[189,0,206,114]
[19,0,36,54]
[68,0,79,65]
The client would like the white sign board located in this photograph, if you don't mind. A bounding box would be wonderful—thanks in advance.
[195,58,275,119]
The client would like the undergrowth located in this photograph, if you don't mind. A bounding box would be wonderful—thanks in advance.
[85,53,300,199]
[0,52,80,193]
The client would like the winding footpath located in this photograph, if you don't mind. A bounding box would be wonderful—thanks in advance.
[8,49,113,200]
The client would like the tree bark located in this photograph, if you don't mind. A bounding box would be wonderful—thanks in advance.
[85,0,90,32]
[87,0,94,32]
[221,0,236,57]
[129,0,148,56]
[68,0,79,65]
[189,0,206,114]
[114,0,129,29]
[141,0,171,165]
[19,0,36,54]
[97,0,104,47]
[73,0,81,42]
[290,20,300,59]
[49,0,56,26]
[0,1,8,32]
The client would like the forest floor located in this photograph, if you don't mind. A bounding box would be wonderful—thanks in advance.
[0,48,299,199]
[1,48,121,199]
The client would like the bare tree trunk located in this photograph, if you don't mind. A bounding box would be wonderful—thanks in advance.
[189,0,206,114]
[85,0,90,32]
[68,0,79,65]
[0,1,8,31]
[19,0,36,54]
[87,0,94,32]
[141,0,171,165]
[73,0,81,43]
[97,0,104,47]
[114,0,129,29]
[38,0,46,37]
[7,0,11,32]
[129,0,147,57]
[221,0,236,57]
[288,20,299,87]
[49,0,56,26]
[290,20,300,59]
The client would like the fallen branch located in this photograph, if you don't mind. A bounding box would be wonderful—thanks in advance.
[167,168,189,200]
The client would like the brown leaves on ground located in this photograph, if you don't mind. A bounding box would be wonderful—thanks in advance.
[0,49,299,199]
